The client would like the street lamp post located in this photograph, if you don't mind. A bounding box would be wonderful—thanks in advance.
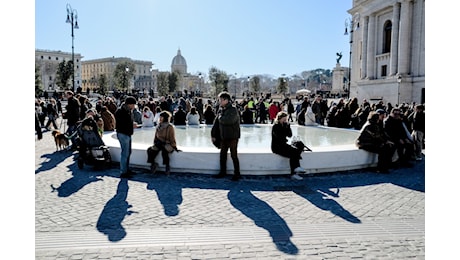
[247,76,250,96]
[198,73,202,97]
[233,73,237,100]
[125,67,130,93]
[344,15,359,100]
[344,18,353,100]
[66,4,79,93]
[397,75,402,105]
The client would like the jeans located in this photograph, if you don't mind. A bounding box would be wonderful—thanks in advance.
[45,114,58,129]
[66,124,78,148]
[117,133,132,174]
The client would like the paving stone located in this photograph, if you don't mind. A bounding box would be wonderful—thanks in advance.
[35,132,425,259]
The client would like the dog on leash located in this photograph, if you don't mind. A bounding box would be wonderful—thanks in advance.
[51,130,69,151]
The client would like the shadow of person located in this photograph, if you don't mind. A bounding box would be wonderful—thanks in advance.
[228,188,299,255]
[96,178,136,241]
[35,150,74,174]
[294,187,361,224]
[50,171,102,197]
[146,177,183,216]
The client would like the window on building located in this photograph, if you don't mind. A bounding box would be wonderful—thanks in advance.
[381,65,387,77]
[383,21,392,53]
[56,57,59,61]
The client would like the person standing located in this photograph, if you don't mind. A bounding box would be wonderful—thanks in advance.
[64,90,81,150]
[271,111,306,180]
[311,94,328,125]
[115,96,138,178]
[35,110,43,140]
[44,98,59,130]
[287,99,295,122]
[211,91,241,181]
[408,104,425,160]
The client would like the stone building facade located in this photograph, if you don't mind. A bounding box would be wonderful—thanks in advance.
[35,49,83,93]
[81,57,157,94]
[349,0,424,104]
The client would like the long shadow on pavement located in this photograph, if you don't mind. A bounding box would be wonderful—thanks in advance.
[45,159,424,253]
[228,187,299,255]
[97,178,137,242]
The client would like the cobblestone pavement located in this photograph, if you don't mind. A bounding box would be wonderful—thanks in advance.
[35,130,425,259]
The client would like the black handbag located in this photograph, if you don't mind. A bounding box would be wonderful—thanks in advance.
[291,137,312,152]
[211,118,221,149]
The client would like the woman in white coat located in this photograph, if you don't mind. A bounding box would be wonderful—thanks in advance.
[304,102,317,126]
[186,106,200,125]
[142,106,155,127]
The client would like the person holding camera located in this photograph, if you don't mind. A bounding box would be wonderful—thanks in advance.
[271,111,306,180]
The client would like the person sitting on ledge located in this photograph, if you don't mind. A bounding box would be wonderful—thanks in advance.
[356,110,395,173]
[271,111,306,180]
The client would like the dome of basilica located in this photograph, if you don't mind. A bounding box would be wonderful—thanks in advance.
[171,49,187,74]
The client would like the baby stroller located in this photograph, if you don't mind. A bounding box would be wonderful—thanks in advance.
[76,118,112,169]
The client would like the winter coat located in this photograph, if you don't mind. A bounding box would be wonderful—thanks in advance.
[216,102,240,140]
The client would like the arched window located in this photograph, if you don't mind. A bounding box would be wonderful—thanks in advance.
[383,20,392,53]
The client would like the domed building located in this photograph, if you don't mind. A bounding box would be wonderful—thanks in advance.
[171,49,187,75]
[169,49,204,96]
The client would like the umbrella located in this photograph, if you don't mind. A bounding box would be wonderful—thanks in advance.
[296,89,311,95]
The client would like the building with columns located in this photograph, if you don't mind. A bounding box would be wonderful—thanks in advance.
[348,0,424,105]
[35,49,83,93]
[81,57,158,95]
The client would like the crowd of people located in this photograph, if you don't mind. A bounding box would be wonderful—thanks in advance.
[35,90,425,179]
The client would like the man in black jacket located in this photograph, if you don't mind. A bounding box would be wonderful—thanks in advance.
[64,91,80,149]
[115,96,138,178]
[211,92,241,181]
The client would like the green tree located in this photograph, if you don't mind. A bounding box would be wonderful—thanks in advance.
[250,76,261,94]
[277,77,288,96]
[113,61,136,92]
[56,60,73,90]
[208,66,229,97]
[35,63,43,98]
[97,74,108,95]
[156,72,169,96]
[168,72,179,93]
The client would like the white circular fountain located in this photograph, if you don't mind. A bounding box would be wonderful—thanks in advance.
[102,124,378,175]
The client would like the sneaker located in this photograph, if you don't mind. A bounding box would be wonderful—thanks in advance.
[294,167,306,173]
[291,174,303,180]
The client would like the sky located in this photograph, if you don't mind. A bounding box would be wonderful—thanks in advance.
[35,0,353,78]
